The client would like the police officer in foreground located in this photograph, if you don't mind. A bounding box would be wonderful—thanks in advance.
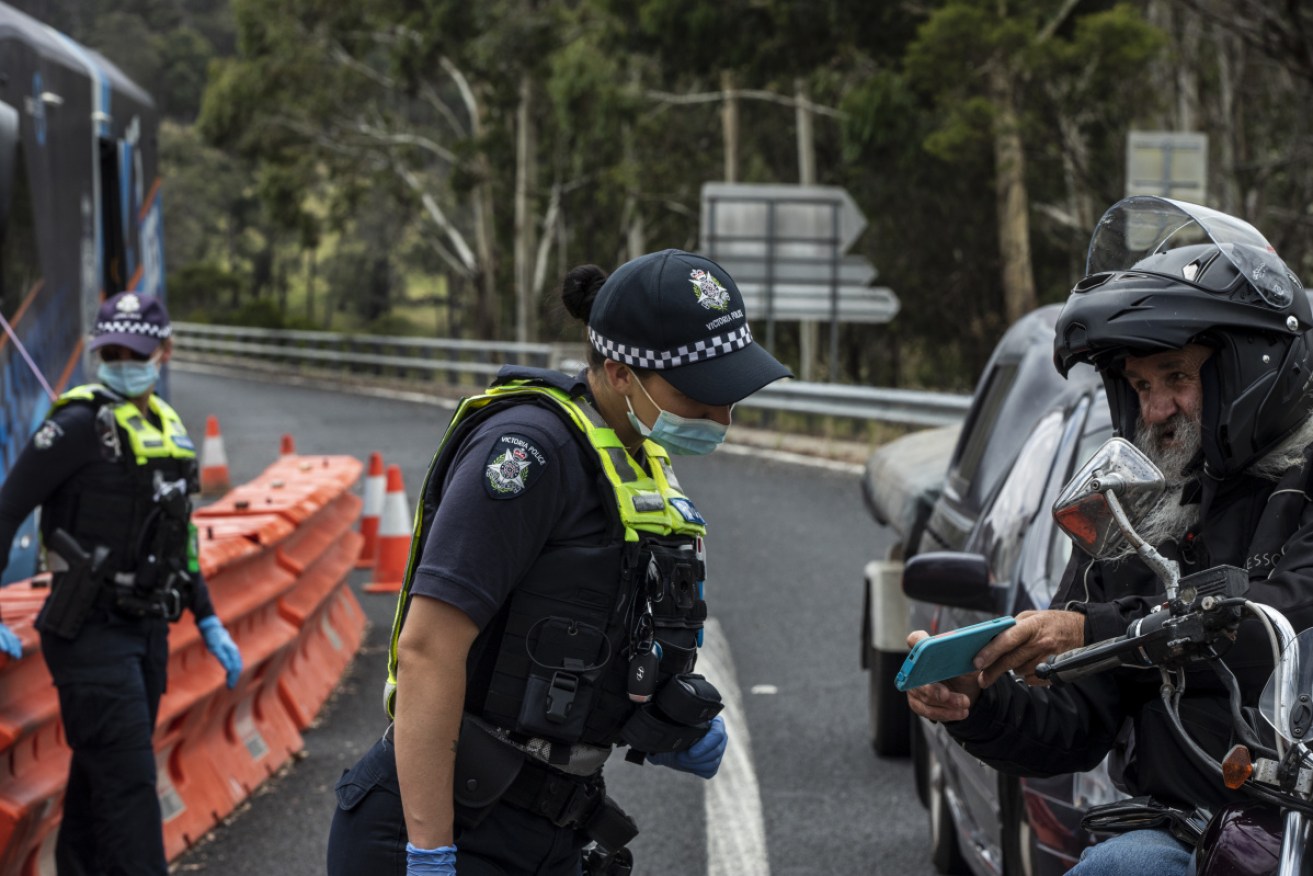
[327,250,793,875]
[0,291,243,876]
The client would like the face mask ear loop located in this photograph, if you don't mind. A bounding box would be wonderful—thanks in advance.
[627,370,662,435]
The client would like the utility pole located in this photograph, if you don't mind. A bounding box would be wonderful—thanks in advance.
[722,70,739,183]
[796,78,818,381]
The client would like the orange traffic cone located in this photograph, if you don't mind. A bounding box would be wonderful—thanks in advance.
[200,415,231,497]
[356,451,386,569]
[280,433,296,456]
[365,465,413,594]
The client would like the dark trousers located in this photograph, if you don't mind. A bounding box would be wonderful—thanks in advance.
[327,734,589,876]
[41,609,169,876]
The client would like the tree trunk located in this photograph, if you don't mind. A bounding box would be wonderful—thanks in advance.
[1214,20,1243,215]
[514,73,537,343]
[990,65,1037,324]
[622,124,644,259]
[472,154,498,338]
[305,248,317,325]
[721,70,739,183]
[796,78,819,381]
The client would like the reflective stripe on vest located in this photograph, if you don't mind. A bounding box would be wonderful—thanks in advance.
[384,381,706,717]
[53,385,196,465]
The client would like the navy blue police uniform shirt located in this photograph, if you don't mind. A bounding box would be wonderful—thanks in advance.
[409,400,610,629]
[0,401,217,620]
[0,404,106,578]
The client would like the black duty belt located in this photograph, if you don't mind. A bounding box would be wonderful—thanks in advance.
[385,718,638,850]
[500,756,605,829]
[500,757,638,852]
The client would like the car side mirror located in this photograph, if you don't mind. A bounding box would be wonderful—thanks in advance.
[903,551,1004,613]
[1051,436,1179,596]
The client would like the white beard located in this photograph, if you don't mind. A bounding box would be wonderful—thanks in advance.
[1108,414,1203,557]
[1110,412,1313,557]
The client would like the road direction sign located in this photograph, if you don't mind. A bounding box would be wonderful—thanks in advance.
[701,182,870,255]
[699,182,900,327]
[1126,131,1208,202]
[712,253,878,288]
[736,282,900,323]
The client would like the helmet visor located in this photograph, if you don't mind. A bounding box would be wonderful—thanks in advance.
[1086,196,1297,309]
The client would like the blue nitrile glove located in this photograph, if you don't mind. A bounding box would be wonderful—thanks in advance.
[406,842,457,875]
[648,714,727,779]
[198,616,242,689]
[0,623,21,659]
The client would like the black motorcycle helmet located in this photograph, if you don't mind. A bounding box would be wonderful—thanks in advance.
[1054,196,1313,479]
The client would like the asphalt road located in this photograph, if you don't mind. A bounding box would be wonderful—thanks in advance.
[165,364,934,876]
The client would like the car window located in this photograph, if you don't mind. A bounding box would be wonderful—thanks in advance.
[971,409,1065,582]
[953,361,1019,491]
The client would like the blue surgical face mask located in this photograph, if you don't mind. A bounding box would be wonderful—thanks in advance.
[625,373,729,456]
[98,359,160,398]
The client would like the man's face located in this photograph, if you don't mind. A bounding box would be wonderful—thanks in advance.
[1121,344,1212,478]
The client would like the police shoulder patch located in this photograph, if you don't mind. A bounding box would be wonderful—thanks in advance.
[484,433,548,499]
[33,420,64,450]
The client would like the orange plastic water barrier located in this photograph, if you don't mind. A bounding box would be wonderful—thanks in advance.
[0,451,367,874]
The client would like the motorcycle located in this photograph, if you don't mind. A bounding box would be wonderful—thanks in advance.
[1038,437,1312,875]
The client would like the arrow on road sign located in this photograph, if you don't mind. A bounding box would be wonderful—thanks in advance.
[701,183,868,254]
[712,254,878,288]
[699,182,899,327]
[736,283,900,324]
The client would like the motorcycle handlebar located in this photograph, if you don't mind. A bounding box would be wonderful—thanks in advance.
[1035,637,1137,683]
[1035,612,1172,683]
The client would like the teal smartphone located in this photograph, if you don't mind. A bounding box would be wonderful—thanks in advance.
[895,616,1016,691]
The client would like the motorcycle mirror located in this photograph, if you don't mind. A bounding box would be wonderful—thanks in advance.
[1052,437,1166,558]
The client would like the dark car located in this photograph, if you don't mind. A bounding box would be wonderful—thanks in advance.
[862,304,1078,758]
[906,371,1120,876]
[860,304,1122,875]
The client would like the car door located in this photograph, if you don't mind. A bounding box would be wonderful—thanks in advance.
[927,404,1072,875]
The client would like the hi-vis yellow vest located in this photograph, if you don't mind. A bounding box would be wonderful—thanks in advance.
[385,376,708,747]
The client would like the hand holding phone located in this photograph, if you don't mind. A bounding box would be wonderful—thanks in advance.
[895,616,1017,691]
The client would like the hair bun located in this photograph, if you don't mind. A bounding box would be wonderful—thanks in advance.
[561,265,608,323]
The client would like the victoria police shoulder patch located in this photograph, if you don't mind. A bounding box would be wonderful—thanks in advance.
[484,433,548,499]
[33,420,64,450]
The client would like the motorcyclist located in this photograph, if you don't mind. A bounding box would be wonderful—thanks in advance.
[906,197,1313,874]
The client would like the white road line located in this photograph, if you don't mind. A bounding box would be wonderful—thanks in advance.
[715,441,864,474]
[698,617,770,876]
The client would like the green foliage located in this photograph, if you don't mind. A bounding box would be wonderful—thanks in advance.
[26,0,1313,392]
[227,298,290,328]
[167,262,243,318]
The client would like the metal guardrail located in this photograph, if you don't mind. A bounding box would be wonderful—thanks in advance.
[173,322,971,428]
[744,381,969,427]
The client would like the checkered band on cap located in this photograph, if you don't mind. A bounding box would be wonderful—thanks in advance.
[94,319,172,340]
[588,324,754,370]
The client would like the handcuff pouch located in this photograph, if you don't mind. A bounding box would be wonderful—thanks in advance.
[453,716,525,828]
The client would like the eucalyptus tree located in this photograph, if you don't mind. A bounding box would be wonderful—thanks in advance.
[199,0,562,338]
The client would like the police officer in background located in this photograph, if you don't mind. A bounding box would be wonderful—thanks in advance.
[0,291,243,876]
[327,250,793,875]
